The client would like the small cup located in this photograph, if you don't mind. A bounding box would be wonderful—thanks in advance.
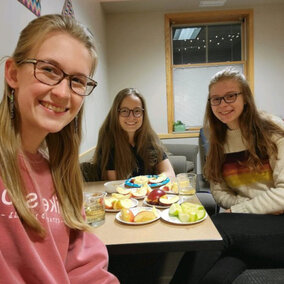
[84,192,106,227]
[177,173,197,195]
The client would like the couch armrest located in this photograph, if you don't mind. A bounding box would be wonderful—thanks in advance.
[168,155,194,175]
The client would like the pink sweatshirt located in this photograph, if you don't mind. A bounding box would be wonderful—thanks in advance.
[0,152,119,284]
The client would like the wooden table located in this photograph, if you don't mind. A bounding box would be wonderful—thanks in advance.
[84,181,223,255]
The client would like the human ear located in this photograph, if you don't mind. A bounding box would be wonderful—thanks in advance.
[5,58,19,89]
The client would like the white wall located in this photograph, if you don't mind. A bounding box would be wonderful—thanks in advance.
[254,4,284,118]
[106,12,169,133]
[106,3,284,134]
[0,0,110,153]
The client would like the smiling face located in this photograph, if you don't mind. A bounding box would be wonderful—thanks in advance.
[6,32,92,151]
[209,79,245,129]
[118,94,143,140]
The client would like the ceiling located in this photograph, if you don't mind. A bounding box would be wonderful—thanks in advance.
[100,0,284,14]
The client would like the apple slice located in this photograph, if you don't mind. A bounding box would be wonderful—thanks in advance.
[159,195,179,206]
[113,198,134,210]
[104,197,117,209]
[162,185,170,191]
[197,209,206,220]
[146,189,166,205]
[116,186,132,195]
[140,183,152,195]
[148,173,167,183]
[133,175,149,185]
[120,208,134,222]
[134,210,156,222]
[111,193,132,200]
[169,203,182,216]
[132,187,147,198]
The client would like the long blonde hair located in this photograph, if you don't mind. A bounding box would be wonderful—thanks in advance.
[93,88,164,180]
[0,14,98,236]
[204,68,284,183]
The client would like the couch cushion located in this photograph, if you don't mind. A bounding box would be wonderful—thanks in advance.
[233,269,284,284]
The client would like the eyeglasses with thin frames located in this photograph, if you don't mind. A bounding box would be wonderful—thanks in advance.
[19,59,97,96]
[208,92,242,106]
[118,107,144,118]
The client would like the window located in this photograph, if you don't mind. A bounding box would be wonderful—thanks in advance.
[165,10,254,135]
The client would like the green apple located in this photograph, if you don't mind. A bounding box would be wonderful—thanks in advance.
[188,212,197,222]
[197,209,206,220]
[169,203,182,216]
[178,212,190,222]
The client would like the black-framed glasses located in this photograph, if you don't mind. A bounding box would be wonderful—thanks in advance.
[208,92,242,106]
[118,107,144,118]
[19,59,97,96]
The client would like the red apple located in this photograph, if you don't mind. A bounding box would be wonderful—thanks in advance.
[162,185,170,191]
[146,189,166,205]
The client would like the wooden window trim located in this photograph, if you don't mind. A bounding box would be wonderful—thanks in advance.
[164,9,254,134]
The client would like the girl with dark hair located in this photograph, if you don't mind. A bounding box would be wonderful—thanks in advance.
[93,87,175,180]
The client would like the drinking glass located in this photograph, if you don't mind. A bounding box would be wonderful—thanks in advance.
[177,173,197,195]
[84,192,106,227]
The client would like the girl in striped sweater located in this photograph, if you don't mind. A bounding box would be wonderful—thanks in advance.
[171,68,284,284]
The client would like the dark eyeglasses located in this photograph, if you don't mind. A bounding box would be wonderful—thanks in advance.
[118,107,144,118]
[208,92,242,106]
[19,59,97,96]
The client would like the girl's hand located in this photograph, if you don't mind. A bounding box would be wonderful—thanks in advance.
[224,209,231,213]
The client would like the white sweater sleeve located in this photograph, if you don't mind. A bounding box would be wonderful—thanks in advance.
[210,180,250,209]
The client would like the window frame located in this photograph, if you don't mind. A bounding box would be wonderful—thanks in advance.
[164,9,254,136]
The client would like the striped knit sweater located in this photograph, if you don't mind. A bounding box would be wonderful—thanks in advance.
[210,115,284,214]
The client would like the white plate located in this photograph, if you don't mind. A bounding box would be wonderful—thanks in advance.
[105,198,138,212]
[160,208,207,225]
[115,207,161,225]
[143,195,180,209]
[104,180,126,193]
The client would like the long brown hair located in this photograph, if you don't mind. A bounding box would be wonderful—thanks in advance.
[204,68,284,183]
[93,88,164,180]
[0,14,98,236]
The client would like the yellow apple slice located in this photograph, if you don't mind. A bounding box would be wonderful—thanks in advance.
[134,211,156,222]
[104,197,117,209]
[120,208,134,222]
[119,199,134,209]
[159,195,179,206]
[133,175,149,185]
[116,186,132,195]
[132,187,147,198]
[149,173,167,183]
[112,193,132,200]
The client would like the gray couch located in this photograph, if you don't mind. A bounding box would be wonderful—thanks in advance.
[163,143,197,174]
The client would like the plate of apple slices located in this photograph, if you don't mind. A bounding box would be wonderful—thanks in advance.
[105,197,138,212]
[161,203,207,225]
[116,207,161,225]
